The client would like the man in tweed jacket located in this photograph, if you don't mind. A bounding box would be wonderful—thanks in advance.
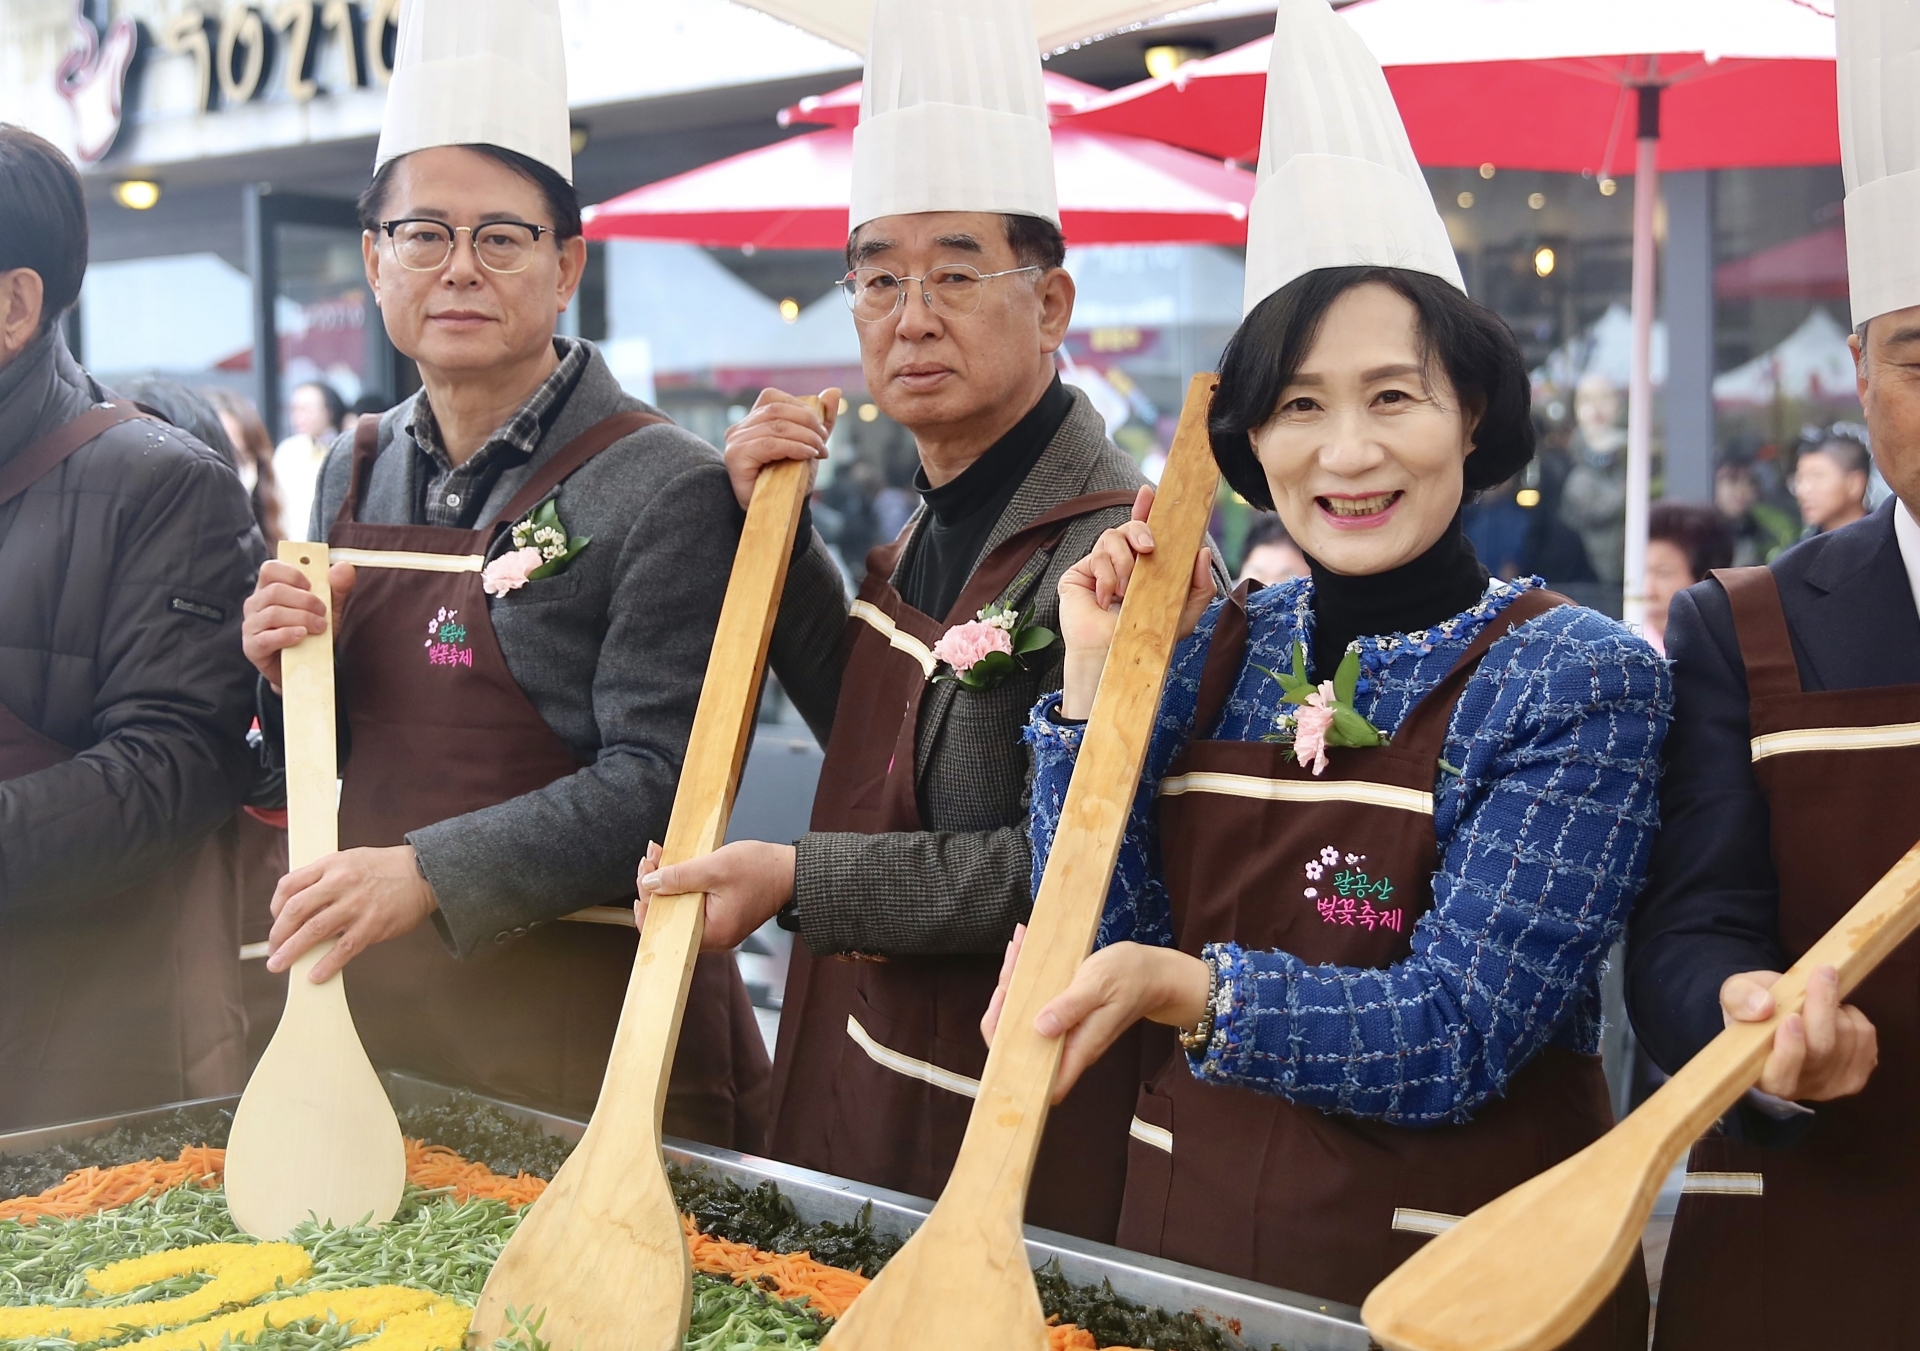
[642,214,1151,960]
[640,205,1223,1236]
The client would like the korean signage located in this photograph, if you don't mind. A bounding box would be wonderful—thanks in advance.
[56,0,401,164]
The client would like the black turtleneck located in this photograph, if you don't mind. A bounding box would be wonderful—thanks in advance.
[898,375,1072,621]
[1306,511,1490,680]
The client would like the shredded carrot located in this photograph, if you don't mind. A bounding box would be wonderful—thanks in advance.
[0,1140,549,1224]
[1046,1321,1100,1351]
[0,1146,224,1223]
[402,1139,549,1207]
[680,1213,871,1320]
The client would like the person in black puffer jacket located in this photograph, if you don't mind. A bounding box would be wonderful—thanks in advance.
[0,124,264,1129]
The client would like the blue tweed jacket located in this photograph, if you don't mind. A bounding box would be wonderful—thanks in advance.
[1027,577,1671,1127]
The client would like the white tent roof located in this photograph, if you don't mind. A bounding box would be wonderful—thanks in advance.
[1712,307,1862,405]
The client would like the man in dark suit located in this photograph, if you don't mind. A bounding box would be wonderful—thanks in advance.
[1625,13,1920,1324]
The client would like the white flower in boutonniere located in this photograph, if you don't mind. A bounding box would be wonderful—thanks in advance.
[1255,641,1388,776]
[930,600,1056,692]
[485,498,590,597]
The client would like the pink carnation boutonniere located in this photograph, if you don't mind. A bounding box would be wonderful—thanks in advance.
[484,497,590,598]
[482,546,544,597]
[1256,641,1387,776]
[931,600,1056,692]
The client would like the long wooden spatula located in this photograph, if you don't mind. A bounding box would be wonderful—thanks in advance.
[226,541,407,1239]
[1363,834,1920,1351]
[469,408,816,1349]
[820,374,1221,1351]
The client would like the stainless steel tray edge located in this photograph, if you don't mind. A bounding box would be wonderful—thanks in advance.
[2,1075,1375,1351]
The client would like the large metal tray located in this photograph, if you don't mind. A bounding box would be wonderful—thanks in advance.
[0,1075,1374,1351]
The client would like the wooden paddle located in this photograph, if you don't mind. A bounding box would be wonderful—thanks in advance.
[819,374,1221,1351]
[226,540,408,1240]
[1363,834,1920,1351]
[469,406,816,1350]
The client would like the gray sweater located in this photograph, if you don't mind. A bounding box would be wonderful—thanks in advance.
[301,345,743,957]
[766,389,1160,958]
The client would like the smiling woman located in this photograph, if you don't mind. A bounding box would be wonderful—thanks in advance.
[990,0,1670,1336]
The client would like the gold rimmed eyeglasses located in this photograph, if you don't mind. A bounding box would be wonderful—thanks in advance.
[837,263,1043,322]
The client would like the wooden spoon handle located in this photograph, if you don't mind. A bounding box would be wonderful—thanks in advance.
[279,540,338,872]
[598,420,815,1129]
[948,374,1219,1200]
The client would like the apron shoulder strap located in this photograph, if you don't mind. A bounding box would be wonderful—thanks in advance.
[0,403,152,510]
[943,486,1141,625]
[1192,579,1258,736]
[1390,586,1569,763]
[1709,565,1801,700]
[489,409,669,536]
[336,414,381,529]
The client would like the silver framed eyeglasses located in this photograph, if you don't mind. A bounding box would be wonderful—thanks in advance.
[837,263,1043,322]
[379,218,553,274]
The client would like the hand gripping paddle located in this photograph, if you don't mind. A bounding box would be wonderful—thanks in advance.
[225,541,407,1239]
[1363,835,1920,1351]
[818,374,1221,1351]
[470,404,816,1349]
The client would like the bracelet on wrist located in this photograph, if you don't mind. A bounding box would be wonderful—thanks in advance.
[1177,960,1220,1053]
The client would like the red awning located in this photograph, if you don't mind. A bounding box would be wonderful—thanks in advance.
[582,124,1253,251]
[1064,0,1840,174]
[1715,224,1849,299]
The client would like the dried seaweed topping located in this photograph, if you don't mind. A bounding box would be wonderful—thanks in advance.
[0,1108,233,1203]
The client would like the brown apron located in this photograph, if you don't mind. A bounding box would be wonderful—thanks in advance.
[767,488,1167,1243]
[1123,584,1646,1344]
[0,403,246,1129]
[1652,566,1920,1348]
[327,415,769,1138]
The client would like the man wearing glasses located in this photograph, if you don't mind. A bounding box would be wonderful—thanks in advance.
[637,0,1215,1243]
[237,0,768,1138]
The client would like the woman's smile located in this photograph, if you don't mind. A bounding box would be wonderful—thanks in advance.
[1317,490,1404,529]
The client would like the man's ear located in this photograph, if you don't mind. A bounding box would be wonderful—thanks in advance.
[554,234,588,312]
[1037,266,1075,354]
[0,268,46,366]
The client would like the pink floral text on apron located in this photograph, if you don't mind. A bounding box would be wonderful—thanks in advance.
[423,606,474,669]
[1303,846,1403,932]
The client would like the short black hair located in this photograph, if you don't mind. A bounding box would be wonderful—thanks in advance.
[0,124,89,337]
[843,213,1067,273]
[357,144,582,240]
[1649,500,1734,583]
[1801,429,1871,479]
[1208,266,1535,511]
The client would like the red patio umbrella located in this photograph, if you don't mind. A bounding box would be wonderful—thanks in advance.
[581,76,1253,251]
[1063,0,1840,631]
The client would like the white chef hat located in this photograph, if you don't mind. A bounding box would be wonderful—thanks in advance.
[850,0,1058,232]
[375,0,573,184]
[1839,0,1920,326]
[1242,0,1462,314]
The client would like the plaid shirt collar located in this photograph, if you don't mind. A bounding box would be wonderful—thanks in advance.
[405,335,583,479]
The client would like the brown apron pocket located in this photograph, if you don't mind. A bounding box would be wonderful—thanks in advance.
[1651,1137,1765,1351]
[1116,1081,1176,1257]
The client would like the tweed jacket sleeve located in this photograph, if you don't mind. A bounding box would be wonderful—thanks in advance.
[789,390,1149,958]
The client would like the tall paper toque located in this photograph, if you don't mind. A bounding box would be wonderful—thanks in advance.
[851,0,1058,231]
[375,0,573,183]
[1243,0,1462,314]
[1839,0,1920,325]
